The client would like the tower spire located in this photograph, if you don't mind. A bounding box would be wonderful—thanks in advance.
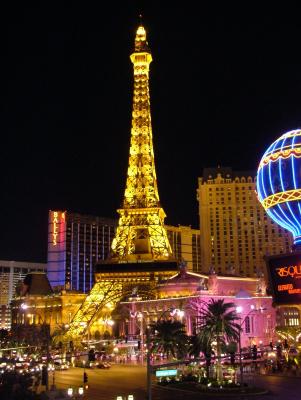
[111,24,172,261]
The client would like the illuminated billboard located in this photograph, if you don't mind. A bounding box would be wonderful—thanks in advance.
[266,252,301,305]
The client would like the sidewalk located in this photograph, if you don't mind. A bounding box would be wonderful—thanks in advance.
[256,370,301,379]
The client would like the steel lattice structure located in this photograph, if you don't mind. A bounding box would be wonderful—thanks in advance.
[111,25,172,260]
[63,280,123,340]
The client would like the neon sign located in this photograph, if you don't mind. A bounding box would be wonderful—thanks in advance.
[276,265,301,278]
[267,253,301,304]
[52,211,59,246]
[256,129,301,248]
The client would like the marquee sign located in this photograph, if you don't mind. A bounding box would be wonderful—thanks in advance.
[266,253,301,304]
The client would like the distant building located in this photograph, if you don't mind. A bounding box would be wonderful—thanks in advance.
[11,272,85,338]
[166,225,201,273]
[47,211,201,291]
[0,260,46,329]
[47,211,117,293]
[197,167,293,276]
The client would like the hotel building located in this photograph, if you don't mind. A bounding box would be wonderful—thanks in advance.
[197,167,293,276]
[166,225,201,273]
[47,211,116,293]
[0,260,46,329]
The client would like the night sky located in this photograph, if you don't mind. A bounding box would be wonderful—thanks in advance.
[1,3,301,262]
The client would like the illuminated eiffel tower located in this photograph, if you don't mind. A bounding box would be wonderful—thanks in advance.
[63,23,177,342]
[111,24,172,261]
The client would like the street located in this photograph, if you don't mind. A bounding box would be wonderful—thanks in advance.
[53,365,301,400]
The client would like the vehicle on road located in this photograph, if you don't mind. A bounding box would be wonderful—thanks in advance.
[97,361,111,369]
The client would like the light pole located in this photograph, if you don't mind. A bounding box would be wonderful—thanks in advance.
[146,325,152,400]
[130,311,144,365]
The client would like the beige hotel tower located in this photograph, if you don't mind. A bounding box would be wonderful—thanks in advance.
[197,167,293,276]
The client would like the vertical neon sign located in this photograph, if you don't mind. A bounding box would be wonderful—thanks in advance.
[53,211,59,245]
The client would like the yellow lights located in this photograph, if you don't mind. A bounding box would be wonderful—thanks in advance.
[259,147,301,169]
[52,211,59,245]
[98,317,114,326]
[63,280,123,340]
[136,26,146,38]
[261,188,301,210]
[110,24,172,261]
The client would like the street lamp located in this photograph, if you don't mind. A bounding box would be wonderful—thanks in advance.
[146,324,152,400]
[20,302,53,391]
[236,305,267,386]
[130,311,144,365]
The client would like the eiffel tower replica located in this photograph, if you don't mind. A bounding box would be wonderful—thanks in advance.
[63,23,178,342]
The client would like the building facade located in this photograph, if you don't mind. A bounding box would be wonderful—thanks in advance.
[47,210,117,292]
[166,225,201,273]
[197,167,293,276]
[0,260,46,329]
[11,272,86,339]
[121,266,276,348]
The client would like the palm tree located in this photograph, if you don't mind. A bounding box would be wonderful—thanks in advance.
[190,334,213,378]
[150,319,188,359]
[192,299,241,381]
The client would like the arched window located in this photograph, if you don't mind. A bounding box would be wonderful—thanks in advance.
[245,316,250,333]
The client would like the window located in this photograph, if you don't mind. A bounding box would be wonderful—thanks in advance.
[245,316,250,333]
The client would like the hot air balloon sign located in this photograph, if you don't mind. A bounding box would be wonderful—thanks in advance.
[257,129,301,249]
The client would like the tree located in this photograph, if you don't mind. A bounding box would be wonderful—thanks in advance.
[150,319,188,359]
[190,334,213,378]
[190,299,241,381]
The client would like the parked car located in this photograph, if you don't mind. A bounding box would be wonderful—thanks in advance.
[54,361,69,370]
[97,361,111,369]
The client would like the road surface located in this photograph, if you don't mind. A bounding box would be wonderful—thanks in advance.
[52,364,301,400]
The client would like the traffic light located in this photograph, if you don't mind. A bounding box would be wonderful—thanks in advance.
[83,372,88,384]
[137,340,141,350]
[205,351,211,367]
[252,345,257,360]
[88,349,95,362]
[276,344,282,358]
[41,365,48,386]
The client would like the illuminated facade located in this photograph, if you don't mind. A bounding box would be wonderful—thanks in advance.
[11,272,86,337]
[122,267,276,348]
[47,210,116,292]
[0,260,46,329]
[257,129,301,248]
[198,167,293,276]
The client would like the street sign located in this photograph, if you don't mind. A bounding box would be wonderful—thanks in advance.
[155,369,177,377]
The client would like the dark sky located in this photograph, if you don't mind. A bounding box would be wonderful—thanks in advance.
[1,3,301,262]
